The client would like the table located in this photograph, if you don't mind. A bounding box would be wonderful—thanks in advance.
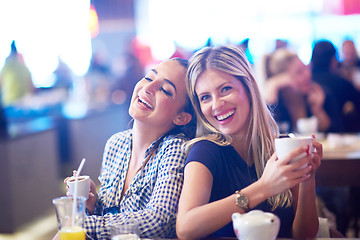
[315,133,360,187]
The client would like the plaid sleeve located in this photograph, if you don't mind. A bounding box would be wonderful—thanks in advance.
[83,136,186,240]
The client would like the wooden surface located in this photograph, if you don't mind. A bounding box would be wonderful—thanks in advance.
[315,134,360,187]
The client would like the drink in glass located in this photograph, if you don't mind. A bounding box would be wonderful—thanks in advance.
[59,226,86,240]
[53,197,86,240]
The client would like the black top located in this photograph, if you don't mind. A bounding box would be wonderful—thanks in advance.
[186,140,295,238]
[312,72,360,132]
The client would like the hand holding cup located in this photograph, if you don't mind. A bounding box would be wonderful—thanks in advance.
[275,136,314,169]
[65,171,98,214]
[66,175,90,200]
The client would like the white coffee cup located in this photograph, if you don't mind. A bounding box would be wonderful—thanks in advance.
[66,175,90,200]
[275,137,314,168]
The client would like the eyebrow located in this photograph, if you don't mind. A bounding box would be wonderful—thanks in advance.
[196,81,228,96]
[151,69,177,93]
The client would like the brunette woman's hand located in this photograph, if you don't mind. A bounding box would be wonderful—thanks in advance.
[258,145,312,198]
[85,179,98,214]
[64,171,98,215]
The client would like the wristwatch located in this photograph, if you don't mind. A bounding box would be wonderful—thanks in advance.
[235,190,249,212]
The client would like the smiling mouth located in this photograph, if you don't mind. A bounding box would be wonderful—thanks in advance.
[215,110,235,121]
[138,97,153,109]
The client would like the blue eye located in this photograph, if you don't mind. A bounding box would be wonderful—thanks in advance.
[145,77,152,82]
[200,95,210,102]
[222,86,232,92]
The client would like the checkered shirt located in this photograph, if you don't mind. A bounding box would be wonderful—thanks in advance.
[84,129,187,240]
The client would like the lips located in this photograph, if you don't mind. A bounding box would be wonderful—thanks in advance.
[215,109,235,121]
[138,96,153,109]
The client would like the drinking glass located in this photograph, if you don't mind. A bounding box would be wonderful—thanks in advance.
[110,219,140,240]
[53,196,86,240]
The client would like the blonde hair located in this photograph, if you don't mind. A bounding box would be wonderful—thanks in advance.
[264,48,298,79]
[186,44,292,210]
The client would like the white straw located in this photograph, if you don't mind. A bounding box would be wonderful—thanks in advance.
[76,158,86,177]
[72,158,86,226]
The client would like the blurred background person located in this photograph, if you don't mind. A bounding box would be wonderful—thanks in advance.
[262,46,352,236]
[84,44,114,107]
[0,40,35,107]
[339,39,360,90]
[275,39,289,51]
[52,57,74,94]
[310,40,360,133]
[114,50,144,106]
[261,48,343,134]
[311,40,360,236]
[112,40,144,104]
[110,38,146,124]
[324,39,360,237]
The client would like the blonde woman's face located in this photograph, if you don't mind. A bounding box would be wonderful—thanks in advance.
[287,57,312,93]
[195,69,250,138]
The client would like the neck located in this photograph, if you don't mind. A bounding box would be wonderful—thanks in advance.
[131,121,169,154]
[231,135,252,166]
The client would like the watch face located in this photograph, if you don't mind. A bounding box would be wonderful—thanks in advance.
[238,195,248,206]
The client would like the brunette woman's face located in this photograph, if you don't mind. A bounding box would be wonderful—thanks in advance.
[129,60,190,131]
[287,57,312,93]
[195,69,250,138]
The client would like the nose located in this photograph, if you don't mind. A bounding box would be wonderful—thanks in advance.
[212,96,225,111]
[143,79,159,95]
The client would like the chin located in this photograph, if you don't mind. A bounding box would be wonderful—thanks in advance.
[128,106,136,119]
[217,128,234,136]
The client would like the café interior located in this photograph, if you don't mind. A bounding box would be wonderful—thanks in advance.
[1,0,360,239]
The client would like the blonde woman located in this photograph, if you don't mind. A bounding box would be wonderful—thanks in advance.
[176,45,321,239]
